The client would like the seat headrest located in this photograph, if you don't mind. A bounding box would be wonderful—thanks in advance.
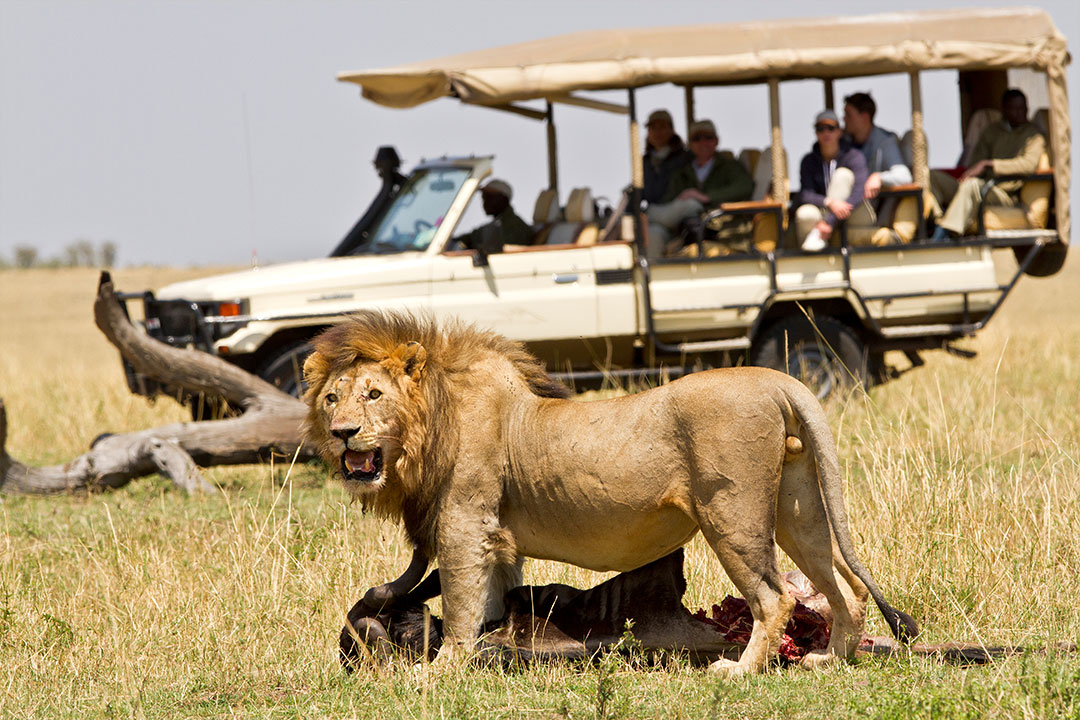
[565,188,595,223]
[533,188,560,224]
[1033,107,1050,137]
[738,148,762,174]
[751,146,787,202]
[961,108,1002,166]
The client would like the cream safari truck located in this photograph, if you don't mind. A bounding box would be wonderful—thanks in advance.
[119,8,1069,405]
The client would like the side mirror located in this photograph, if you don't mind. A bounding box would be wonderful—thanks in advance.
[472,249,489,267]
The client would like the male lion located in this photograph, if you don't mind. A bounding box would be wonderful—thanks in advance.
[303,311,918,675]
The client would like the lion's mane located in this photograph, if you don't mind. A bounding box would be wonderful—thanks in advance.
[302,310,569,553]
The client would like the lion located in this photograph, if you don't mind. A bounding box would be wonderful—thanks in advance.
[302,310,918,675]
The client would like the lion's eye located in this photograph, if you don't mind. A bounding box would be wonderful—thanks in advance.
[368,389,382,400]
[325,393,338,404]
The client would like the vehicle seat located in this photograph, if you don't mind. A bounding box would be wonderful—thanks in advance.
[960,108,1002,166]
[984,152,1053,231]
[737,148,761,176]
[899,128,928,171]
[1032,107,1052,164]
[531,188,561,245]
[545,188,598,246]
[750,147,788,202]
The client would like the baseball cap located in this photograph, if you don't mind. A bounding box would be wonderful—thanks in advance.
[481,179,513,200]
[688,119,718,140]
[813,110,840,128]
[646,109,673,126]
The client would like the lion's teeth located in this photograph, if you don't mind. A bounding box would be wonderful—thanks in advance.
[344,449,376,474]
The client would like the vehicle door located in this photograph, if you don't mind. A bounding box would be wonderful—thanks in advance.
[646,255,771,338]
[429,244,599,343]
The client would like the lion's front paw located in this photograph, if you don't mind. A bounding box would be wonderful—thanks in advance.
[431,641,470,670]
[799,650,843,670]
[708,657,753,678]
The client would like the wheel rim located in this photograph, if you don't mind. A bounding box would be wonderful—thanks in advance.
[789,347,838,400]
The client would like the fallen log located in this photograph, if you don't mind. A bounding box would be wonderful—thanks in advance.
[0,272,314,495]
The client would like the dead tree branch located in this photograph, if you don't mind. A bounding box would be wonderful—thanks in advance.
[0,272,314,495]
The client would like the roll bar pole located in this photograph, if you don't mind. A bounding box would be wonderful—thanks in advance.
[684,85,696,138]
[908,71,930,190]
[546,101,559,194]
[628,88,645,255]
[768,78,788,208]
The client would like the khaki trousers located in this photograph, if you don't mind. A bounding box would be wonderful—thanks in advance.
[937,175,1016,235]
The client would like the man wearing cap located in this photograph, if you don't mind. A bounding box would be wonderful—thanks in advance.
[641,119,752,257]
[661,119,753,208]
[795,110,868,251]
[642,109,691,204]
[455,179,532,254]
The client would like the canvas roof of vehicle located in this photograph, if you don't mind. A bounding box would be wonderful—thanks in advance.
[341,7,1070,243]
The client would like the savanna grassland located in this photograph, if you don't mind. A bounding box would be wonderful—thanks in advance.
[1,262,1079,719]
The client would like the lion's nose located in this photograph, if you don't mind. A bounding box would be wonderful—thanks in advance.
[331,426,359,441]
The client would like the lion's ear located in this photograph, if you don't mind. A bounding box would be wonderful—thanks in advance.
[302,351,330,400]
[395,341,426,382]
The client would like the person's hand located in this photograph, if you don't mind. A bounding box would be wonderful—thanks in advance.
[825,198,853,220]
[960,159,992,181]
[677,188,710,204]
[815,220,833,239]
[864,173,883,199]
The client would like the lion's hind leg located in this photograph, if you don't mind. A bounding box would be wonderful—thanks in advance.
[776,454,869,668]
[694,493,795,676]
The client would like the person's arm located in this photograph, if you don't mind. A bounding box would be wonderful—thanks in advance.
[456,227,479,250]
[967,126,994,167]
[876,135,912,187]
[642,154,663,204]
[661,166,689,204]
[992,131,1045,176]
[706,159,754,206]
[798,155,827,208]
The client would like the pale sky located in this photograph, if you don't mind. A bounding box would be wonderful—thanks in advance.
[1,0,1077,267]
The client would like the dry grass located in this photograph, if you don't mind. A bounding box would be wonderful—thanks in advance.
[1,260,1080,718]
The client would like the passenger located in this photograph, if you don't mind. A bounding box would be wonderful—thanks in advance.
[644,119,753,257]
[455,179,532,254]
[661,119,754,208]
[930,89,1046,241]
[642,109,691,205]
[843,92,912,199]
[795,110,868,252]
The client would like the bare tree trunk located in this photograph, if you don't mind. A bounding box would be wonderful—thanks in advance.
[0,272,314,494]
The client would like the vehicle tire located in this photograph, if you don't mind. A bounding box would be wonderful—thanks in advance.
[258,342,314,398]
[750,315,868,400]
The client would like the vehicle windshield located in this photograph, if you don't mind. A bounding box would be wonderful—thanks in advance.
[363,167,470,253]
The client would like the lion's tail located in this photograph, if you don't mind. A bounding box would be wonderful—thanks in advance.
[784,384,920,643]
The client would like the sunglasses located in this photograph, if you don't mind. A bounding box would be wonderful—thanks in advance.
[690,134,717,142]
[814,124,841,133]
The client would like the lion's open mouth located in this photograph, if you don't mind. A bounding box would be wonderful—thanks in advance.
[341,447,383,485]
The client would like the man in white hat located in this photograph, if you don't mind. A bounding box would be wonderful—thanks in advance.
[455,179,532,254]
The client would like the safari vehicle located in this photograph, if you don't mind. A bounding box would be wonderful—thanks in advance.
[119,8,1070,403]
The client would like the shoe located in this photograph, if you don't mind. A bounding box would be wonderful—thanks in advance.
[801,228,826,252]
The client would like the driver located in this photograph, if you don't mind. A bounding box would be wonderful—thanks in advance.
[455,179,532,254]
